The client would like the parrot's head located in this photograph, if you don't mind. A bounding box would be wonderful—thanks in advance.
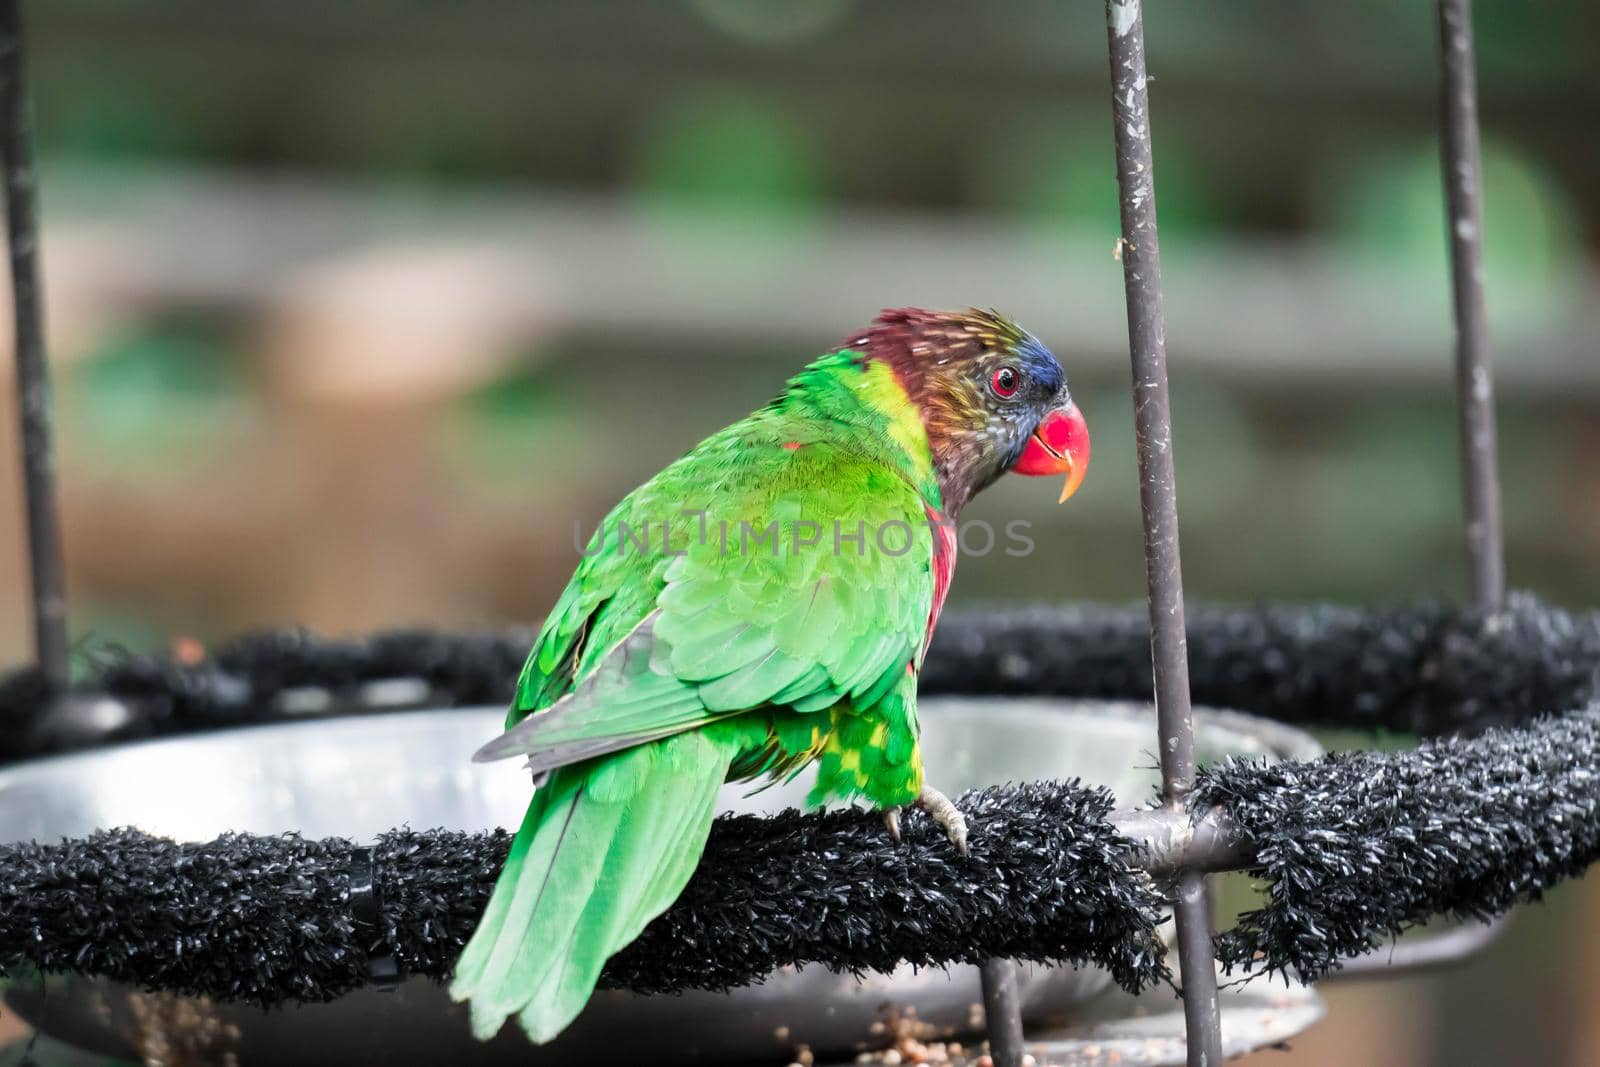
[860,307,1090,515]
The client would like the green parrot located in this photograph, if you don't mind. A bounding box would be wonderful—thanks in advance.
[450,307,1091,1041]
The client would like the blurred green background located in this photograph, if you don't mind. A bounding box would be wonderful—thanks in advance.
[0,1,1598,1064]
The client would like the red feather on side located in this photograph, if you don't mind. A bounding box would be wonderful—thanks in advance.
[922,504,957,658]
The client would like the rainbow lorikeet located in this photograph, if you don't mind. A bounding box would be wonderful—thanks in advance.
[450,307,1091,1041]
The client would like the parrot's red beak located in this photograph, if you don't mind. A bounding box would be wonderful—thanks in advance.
[1012,402,1090,503]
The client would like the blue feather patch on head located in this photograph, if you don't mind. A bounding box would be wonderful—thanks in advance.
[1013,334,1067,400]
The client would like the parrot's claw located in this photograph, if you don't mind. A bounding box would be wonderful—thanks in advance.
[916,784,969,855]
[881,787,967,854]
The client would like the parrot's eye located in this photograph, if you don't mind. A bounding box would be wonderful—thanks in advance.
[990,366,1021,398]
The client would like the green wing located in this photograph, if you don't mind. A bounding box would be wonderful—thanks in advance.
[478,427,934,774]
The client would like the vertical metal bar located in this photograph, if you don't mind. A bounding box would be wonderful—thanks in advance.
[1437,0,1505,612]
[0,0,67,690]
[1105,0,1196,805]
[1103,3,1222,1066]
[979,959,1024,1067]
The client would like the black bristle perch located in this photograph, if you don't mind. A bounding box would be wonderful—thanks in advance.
[0,783,1168,1003]
[2,594,1596,761]
[924,592,1599,736]
[1196,705,1600,982]
[5,707,1600,1002]
[2,594,1600,1005]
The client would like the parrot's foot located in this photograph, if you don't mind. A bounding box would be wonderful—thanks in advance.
[881,786,968,854]
[916,785,969,855]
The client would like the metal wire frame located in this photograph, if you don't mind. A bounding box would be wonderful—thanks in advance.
[0,0,1510,1063]
[1439,0,1505,612]
[981,0,1509,1061]
[1311,0,1514,988]
[1100,2,1222,1062]
[1,0,66,692]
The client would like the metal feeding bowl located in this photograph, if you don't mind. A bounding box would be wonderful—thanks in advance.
[0,699,1325,1066]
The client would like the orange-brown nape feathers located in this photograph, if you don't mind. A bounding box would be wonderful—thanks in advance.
[850,308,1073,515]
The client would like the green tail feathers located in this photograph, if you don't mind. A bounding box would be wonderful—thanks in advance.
[450,727,740,1042]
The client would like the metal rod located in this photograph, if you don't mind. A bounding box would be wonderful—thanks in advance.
[1438,0,1505,612]
[1274,0,1513,992]
[0,0,66,690]
[1298,0,1514,983]
[1106,3,1195,805]
[979,958,1024,1067]
[1103,4,1221,1065]
[1110,805,1249,876]
[1328,0,1521,980]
